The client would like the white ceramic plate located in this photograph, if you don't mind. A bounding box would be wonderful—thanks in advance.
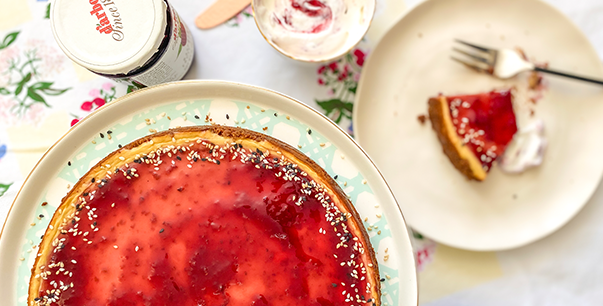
[354,0,603,251]
[0,81,417,306]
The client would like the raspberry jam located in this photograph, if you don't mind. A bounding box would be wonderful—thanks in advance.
[33,139,376,305]
[446,90,518,171]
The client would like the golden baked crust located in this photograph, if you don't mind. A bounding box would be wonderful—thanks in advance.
[428,96,486,181]
[29,125,380,305]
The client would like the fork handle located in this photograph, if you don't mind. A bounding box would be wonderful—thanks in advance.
[534,67,603,85]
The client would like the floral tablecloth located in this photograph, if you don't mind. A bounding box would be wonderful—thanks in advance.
[1,0,603,305]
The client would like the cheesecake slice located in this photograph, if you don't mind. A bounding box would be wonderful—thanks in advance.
[428,90,518,181]
[29,125,380,306]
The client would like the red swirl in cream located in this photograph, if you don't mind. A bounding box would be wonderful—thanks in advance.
[273,0,333,33]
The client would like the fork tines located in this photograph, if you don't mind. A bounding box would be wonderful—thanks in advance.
[451,39,496,74]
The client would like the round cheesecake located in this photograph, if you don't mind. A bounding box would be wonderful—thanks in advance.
[29,125,380,306]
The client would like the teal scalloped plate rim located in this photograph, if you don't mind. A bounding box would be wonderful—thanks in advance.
[0,80,417,306]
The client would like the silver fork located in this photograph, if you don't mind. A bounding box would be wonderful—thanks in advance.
[452,39,603,85]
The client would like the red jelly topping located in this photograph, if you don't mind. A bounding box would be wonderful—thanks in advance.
[34,140,375,305]
[446,90,518,171]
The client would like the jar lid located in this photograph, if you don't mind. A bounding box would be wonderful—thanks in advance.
[51,0,168,75]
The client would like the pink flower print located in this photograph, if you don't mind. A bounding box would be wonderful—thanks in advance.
[80,98,105,111]
[338,64,350,81]
[72,84,115,127]
[0,45,20,84]
[315,48,369,124]
[416,247,435,270]
[81,101,93,111]
[89,88,101,97]
[236,6,252,23]
[23,39,66,79]
[226,5,253,27]
[412,232,437,271]
[353,49,365,66]
[102,82,114,91]
[328,62,338,72]
[93,97,106,107]
[318,65,326,74]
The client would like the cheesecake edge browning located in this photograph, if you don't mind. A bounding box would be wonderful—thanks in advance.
[427,96,486,181]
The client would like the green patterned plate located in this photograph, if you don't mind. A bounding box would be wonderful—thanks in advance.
[0,80,417,306]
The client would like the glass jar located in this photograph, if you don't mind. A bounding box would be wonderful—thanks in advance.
[51,0,194,89]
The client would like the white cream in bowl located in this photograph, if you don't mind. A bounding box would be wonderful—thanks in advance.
[253,0,375,62]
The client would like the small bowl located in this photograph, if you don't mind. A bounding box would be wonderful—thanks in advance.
[252,0,375,63]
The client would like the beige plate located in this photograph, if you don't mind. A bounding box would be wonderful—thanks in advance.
[354,0,603,251]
